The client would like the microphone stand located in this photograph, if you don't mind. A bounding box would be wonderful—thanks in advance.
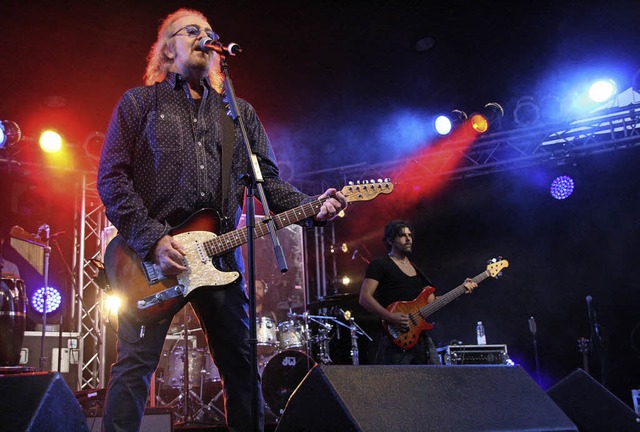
[220,55,288,432]
[528,316,540,384]
[38,224,52,372]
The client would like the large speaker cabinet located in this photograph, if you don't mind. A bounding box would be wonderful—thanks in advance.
[276,365,577,432]
[0,371,89,431]
[547,368,640,432]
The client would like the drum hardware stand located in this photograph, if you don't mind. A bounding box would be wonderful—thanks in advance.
[339,308,372,366]
[193,385,226,424]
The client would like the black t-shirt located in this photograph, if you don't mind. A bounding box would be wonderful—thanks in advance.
[365,255,433,308]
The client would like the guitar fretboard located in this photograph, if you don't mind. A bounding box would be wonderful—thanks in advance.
[202,199,324,258]
[418,271,490,319]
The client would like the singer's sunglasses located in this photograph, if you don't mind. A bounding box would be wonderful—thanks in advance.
[171,25,218,41]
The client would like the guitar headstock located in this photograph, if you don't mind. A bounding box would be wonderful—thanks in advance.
[486,257,509,278]
[341,179,394,203]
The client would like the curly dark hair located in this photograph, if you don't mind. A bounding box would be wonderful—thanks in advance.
[383,220,413,250]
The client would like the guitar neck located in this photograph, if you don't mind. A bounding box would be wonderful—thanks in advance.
[205,199,325,257]
[419,270,490,318]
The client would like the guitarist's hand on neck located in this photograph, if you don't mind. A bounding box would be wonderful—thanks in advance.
[153,235,187,276]
[463,278,478,293]
[314,188,348,221]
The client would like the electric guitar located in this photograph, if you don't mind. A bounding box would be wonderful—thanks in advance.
[383,259,509,350]
[104,180,393,324]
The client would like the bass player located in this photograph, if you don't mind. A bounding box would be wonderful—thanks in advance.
[359,220,476,365]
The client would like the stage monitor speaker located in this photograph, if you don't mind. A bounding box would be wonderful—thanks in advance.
[276,365,577,432]
[547,369,640,431]
[0,371,89,431]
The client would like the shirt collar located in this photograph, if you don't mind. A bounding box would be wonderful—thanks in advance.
[166,72,213,91]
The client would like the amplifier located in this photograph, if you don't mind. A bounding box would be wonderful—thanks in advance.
[19,331,81,390]
[438,344,511,365]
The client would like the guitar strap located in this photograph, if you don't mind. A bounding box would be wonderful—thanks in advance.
[220,105,235,208]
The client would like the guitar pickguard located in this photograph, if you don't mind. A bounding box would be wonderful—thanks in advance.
[173,231,240,294]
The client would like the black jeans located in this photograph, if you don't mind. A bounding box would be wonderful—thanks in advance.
[377,332,439,365]
[103,283,264,432]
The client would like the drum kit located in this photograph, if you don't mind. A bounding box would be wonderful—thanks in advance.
[154,294,371,423]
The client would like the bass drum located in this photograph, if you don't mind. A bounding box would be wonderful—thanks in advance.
[0,277,27,366]
[261,350,316,416]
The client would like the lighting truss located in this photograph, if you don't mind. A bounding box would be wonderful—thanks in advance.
[294,103,640,194]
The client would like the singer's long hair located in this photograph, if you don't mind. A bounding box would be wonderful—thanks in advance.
[144,8,223,91]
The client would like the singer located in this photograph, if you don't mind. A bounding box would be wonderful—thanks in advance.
[97,8,346,432]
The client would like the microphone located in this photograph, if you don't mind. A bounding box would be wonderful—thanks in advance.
[198,37,242,56]
[528,316,537,336]
[351,249,358,260]
[586,295,594,324]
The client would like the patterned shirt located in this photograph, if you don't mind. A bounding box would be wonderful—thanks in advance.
[98,72,312,273]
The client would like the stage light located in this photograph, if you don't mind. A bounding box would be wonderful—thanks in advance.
[104,294,122,315]
[470,113,489,133]
[513,96,540,127]
[470,103,504,134]
[84,131,105,160]
[549,175,575,200]
[434,115,452,135]
[588,80,616,103]
[0,120,22,149]
[31,286,62,314]
[39,130,63,153]
[434,110,467,136]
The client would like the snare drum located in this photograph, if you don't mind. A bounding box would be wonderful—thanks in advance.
[261,350,316,415]
[256,317,278,355]
[277,320,306,350]
[0,277,27,366]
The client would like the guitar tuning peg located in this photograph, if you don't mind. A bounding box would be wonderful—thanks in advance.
[370,179,375,184]
[384,177,391,182]
[377,178,383,183]
[348,181,354,186]
[356,180,361,185]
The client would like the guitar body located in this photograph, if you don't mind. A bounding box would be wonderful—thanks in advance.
[103,181,396,324]
[104,209,240,324]
[383,287,436,350]
[381,259,509,350]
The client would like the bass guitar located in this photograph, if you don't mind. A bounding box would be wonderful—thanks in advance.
[383,258,509,350]
[104,180,393,324]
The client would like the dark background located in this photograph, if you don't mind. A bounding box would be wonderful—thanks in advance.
[1,0,639,407]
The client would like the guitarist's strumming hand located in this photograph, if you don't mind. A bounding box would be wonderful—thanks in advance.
[387,312,411,331]
[314,188,348,221]
[154,234,187,276]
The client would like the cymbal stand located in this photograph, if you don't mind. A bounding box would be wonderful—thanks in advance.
[336,308,372,366]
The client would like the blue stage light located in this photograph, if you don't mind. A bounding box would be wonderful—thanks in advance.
[434,115,452,135]
[550,175,575,200]
[588,80,616,103]
[31,286,62,314]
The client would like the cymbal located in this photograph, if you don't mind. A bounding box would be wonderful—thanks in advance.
[276,301,304,310]
[308,293,358,308]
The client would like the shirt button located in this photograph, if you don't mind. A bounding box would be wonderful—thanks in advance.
[200,165,205,169]
[197,141,202,146]
[160,114,165,119]
[193,118,198,123]
[200,192,205,197]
